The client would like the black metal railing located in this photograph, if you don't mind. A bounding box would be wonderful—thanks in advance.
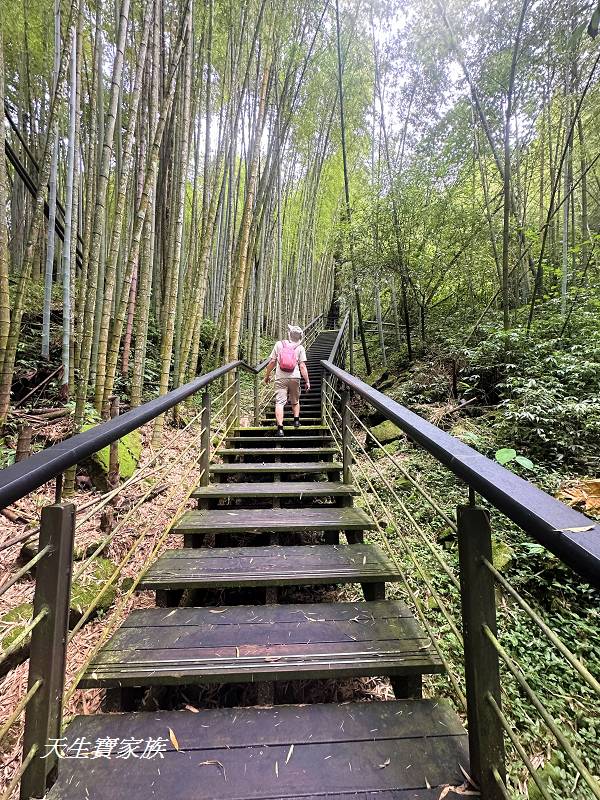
[321,313,600,800]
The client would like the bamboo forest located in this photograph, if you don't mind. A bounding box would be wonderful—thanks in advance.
[1,1,599,799]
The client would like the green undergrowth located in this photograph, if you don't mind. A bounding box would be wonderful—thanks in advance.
[349,306,600,798]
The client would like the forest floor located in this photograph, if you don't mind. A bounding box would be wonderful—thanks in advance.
[0,410,209,794]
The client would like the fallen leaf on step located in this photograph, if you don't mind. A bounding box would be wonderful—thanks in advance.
[168,728,180,751]
[198,760,226,779]
[378,758,390,769]
[439,786,480,798]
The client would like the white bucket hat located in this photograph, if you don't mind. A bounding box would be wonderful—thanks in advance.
[287,324,304,343]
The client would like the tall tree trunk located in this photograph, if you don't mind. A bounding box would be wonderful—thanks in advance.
[74,0,131,420]
[42,0,61,360]
[60,24,78,399]
[227,59,271,363]
[0,30,10,375]
[335,0,371,373]
[0,0,77,427]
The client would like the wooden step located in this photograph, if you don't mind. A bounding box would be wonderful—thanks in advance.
[216,446,337,460]
[140,543,399,590]
[79,600,444,688]
[172,506,373,536]
[260,416,323,425]
[234,424,329,435]
[192,480,356,500]
[210,461,342,476]
[224,435,333,446]
[47,700,468,800]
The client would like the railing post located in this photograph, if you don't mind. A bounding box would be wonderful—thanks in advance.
[456,504,506,800]
[341,388,352,485]
[234,369,241,426]
[349,311,354,374]
[200,391,211,487]
[253,372,260,426]
[21,503,75,800]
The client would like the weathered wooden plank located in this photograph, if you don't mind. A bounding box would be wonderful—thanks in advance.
[80,600,443,687]
[225,435,333,446]
[261,420,324,425]
[139,543,399,589]
[191,481,357,499]
[119,599,416,626]
[47,701,467,800]
[47,698,466,745]
[82,652,442,686]
[234,425,329,434]
[216,447,338,457]
[172,507,373,535]
[210,461,342,474]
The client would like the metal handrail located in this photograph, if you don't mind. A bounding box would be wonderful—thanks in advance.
[320,360,600,587]
[0,361,240,509]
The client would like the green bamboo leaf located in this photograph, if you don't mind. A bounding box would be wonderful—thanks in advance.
[495,448,517,465]
[514,455,535,471]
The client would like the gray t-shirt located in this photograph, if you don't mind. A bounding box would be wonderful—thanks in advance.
[269,340,307,380]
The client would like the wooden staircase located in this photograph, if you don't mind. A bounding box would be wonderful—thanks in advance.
[47,329,469,800]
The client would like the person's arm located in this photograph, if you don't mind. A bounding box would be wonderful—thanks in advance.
[264,344,278,383]
[299,361,310,391]
[264,358,277,383]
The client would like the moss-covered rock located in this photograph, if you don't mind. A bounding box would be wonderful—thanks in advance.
[73,539,108,561]
[437,527,456,549]
[370,420,404,445]
[69,558,117,621]
[82,425,142,491]
[372,440,401,459]
[19,540,40,565]
[492,538,514,571]
[1,603,34,651]
[120,576,135,593]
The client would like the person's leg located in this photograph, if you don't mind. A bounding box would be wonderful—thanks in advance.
[275,402,284,426]
[289,380,300,426]
[275,379,287,434]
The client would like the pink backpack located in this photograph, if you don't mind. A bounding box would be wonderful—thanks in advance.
[278,340,299,372]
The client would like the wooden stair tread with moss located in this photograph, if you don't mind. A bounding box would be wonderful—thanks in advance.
[78,599,444,688]
[209,461,342,475]
[224,435,333,446]
[172,506,374,535]
[191,480,357,500]
[215,446,338,458]
[139,543,400,590]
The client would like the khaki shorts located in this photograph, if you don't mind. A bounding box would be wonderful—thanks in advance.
[275,376,301,406]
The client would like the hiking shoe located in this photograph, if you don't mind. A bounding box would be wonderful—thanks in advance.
[293,417,300,428]
[276,427,285,437]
